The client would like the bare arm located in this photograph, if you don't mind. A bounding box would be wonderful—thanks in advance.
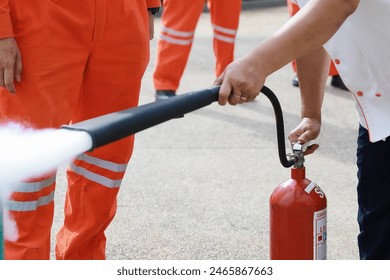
[287,46,331,154]
[216,0,359,105]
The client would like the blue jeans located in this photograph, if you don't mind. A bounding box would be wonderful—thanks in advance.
[357,125,390,259]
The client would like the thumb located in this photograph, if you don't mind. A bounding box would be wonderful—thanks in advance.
[303,144,320,156]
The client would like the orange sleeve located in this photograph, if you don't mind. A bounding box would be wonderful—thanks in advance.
[0,0,13,38]
[146,0,161,8]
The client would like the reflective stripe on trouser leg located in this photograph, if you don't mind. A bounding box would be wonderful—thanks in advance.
[208,0,241,76]
[56,146,132,260]
[4,175,56,260]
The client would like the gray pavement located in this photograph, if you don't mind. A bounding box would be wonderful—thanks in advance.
[52,4,360,260]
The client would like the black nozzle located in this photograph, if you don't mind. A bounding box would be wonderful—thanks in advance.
[61,85,294,168]
[62,86,219,149]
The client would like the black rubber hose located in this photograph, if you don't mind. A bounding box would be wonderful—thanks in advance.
[260,86,295,168]
[62,85,294,168]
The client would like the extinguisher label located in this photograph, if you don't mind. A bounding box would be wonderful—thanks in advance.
[305,182,325,198]
[313,208,327,260]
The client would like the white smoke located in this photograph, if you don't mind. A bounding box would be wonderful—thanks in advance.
[0,122,93,241]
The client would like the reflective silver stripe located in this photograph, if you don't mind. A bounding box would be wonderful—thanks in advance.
[7,191,55,212]
[70,163,122,189]
[76,154,127,172]
[13,175,56,193]
[160,34,193,45]
[214,33,235,43]
[161,26,194,37]
[212,24,237,36]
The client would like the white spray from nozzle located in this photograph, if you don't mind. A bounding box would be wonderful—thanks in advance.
[0,122,93,241]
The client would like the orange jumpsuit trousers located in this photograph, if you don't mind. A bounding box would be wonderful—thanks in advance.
[0,0,160,260]
[153,0,242,92]
[287,0,338,76]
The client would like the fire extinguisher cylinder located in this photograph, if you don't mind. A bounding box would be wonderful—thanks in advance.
[270,143,327,260]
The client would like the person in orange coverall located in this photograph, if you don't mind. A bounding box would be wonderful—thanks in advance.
[0,0,161,260]
[153,0,242,100]
[286,0,347,90]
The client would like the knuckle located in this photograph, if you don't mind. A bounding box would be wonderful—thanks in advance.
[1,60,13,69]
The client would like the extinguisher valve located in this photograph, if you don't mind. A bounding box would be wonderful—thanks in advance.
[288,142,310,168]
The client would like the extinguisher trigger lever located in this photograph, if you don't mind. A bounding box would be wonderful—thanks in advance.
[288,142,310,168]
[292,142,310,153]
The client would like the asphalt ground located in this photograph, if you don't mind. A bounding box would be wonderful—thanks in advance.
[51,3,360,260]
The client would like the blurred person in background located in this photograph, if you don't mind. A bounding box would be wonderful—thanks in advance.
[153,0,242,101]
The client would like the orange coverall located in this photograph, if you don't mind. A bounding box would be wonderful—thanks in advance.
[0,0,160,260]
[287,0,338,76]
[153,0,241,92]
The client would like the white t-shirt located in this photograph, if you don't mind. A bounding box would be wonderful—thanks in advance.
[293,0,390,142]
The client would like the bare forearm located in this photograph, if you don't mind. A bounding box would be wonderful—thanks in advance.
[217,0,359,106]
[248,0,359,77]
[296,47,330,122]
[287,48,331,145]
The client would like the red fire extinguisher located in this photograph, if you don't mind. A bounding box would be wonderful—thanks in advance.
[259,86,327,260]
[269,142,327,260]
